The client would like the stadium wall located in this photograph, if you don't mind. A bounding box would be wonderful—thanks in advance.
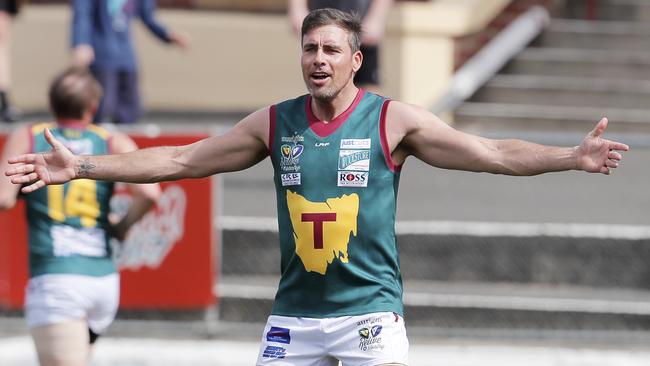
[11,0,556,113]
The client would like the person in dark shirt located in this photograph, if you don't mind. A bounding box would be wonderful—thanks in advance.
[71,0,188,124]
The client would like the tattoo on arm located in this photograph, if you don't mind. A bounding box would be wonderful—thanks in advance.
[76,158,96,178]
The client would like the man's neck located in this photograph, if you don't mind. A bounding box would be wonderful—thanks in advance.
[57,118,91,128]
[310,85,360,122]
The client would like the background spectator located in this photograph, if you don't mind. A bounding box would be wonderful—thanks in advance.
[71,0,189,124]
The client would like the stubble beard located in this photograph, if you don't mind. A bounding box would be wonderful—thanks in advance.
[309,85,338,103]
[306,70,354,103]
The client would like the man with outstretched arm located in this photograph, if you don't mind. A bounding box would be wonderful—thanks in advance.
[6,8,627,366]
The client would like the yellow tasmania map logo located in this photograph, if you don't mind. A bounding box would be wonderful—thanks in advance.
[286,190,359,275]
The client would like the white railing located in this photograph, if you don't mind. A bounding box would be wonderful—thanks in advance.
[431,5,551,114]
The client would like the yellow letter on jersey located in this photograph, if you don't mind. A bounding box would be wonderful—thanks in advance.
[286,190,359,275]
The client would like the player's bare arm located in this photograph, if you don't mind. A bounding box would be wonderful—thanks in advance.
[386,101,629,176]
[6,108,270,192]
[108,131,162,241]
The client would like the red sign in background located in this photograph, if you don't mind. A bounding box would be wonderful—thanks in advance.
[0,132,216,310]
[0,132,28,308]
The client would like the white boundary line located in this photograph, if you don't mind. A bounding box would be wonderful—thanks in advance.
[4,335,650,366]
[217,216,650,240]
[216,283,650,316]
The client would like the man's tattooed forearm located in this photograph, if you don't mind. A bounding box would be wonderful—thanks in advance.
[76,158,96,177]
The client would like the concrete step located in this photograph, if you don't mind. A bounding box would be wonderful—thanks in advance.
[564,0,650,22]
[454,102,650,133]
[535,19,650,50]
[503,48,650,80]
[217,276,650,332]
[221,227,650,289]
[470,75,650,109]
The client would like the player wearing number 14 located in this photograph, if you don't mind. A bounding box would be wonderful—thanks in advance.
[27,123,116,270]
[0,68,160,366]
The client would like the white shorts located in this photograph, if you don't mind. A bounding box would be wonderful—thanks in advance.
[25,273,120,334]
[256,312,409,366]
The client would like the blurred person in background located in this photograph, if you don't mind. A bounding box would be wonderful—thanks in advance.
[289,0,393,92]
[71,0,189,124]
[0,67,160,366]
[0,0,23,122]
[6,9,629,366]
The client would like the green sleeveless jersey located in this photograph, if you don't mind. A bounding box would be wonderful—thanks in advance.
[25,123,116,278]
[270,90,403,317]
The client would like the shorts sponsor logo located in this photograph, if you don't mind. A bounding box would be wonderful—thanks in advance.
[371,325,383,337]
[340,138,371,149]
[358,324,385,352]
[266,326,291,344]
[281,173,301,186]
[338,150,370,171]
[262,345,287,359]
[359,328,370,339]
[338,171,369,188]
[356,316,383,326]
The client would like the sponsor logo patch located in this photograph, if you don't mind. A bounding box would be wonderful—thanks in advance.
[280,143,304,172]
[340,138,371,149]
[338,150,370,171]
[371,325,383,337]
[359,328,370,339]
[281,144,304,160]
[262,345,287,359]
[356,316,383,326]
[338,171,369,188]
[358,324,385,352]
[61,138,94,155]
[281,173,301,186]
[282,134,304,143]
[266,327,291,344]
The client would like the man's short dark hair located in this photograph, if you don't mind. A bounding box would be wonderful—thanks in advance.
[301,8,363,53]
[49,67,102,120]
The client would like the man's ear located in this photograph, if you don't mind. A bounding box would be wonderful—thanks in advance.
[89,100,99,115]
[86,100,99,119]
[352,50,363,73]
